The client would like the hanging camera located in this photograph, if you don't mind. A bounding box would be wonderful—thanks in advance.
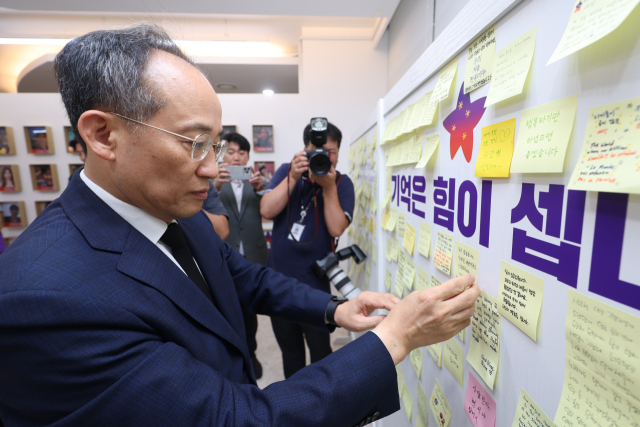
[312,245,366,300]
[303,117,332,177]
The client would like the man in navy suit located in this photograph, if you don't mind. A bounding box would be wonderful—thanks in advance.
[0,25,479,427]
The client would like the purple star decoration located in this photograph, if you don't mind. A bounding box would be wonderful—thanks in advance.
[443,83,487,163]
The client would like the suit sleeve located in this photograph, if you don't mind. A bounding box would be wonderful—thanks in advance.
[0,289,399,427]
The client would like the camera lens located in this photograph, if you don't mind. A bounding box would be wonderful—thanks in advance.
[310,151,331,176]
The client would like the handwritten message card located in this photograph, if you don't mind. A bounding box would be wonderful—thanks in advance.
[417,382,430,427]
[384,268,392,292]
[410,348,423,378]
[511,94,579,173]
[386,208,398,231]
[382,208,390,230]
[568,96,640,194]
[431,275,443,287]
[434,231,454,275]
[431,59,458,106]
[418,222,432,258]
[498,261,544,341]
[485,26,537,107]
[397,213,406,237]
[565,289,640,403]
[548,0,640,64]
[465,372,497,427]
[412,90,439,130]
[475,118,516,177]
[395,259,405,298]
[403,222,417,255]
[385,237,393,262]
[416,134,440,169]
[444,338,465,387]
[467,290,501,390]
[465,25,497,93]
[510,388,555,427]
[417,266,430,291]
[431,380,452,427]
[391,237,400,262]
[427,342,443,367]
[454,241,479,283]
[402,382,413,421]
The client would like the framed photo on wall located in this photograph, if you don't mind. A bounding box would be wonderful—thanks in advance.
[0,127,16,155]
[24,126,55,154]
[29,164,60,191]
[255,161,275,187]
[0,165,22,192]
[221,125,237,137]
[1,201,27,228]
[64,126,79,153]
[35,200,54,216]
[252,125,274,152]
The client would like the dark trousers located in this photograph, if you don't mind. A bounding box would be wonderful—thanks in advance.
[242,308,258,358]
[271,317,332,379]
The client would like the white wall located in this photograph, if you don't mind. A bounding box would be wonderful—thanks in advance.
[433,0,471,39]
[0,37,388,240]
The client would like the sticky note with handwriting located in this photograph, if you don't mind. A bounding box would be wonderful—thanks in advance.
[410,348,423,378]
[434,231,454,275]
[454,241,479,283]
[417,91,439,128]
[430,275,442,287]
[510,388,555,427]
[392,237,400,262]
[384,268,392,292]
[465,24,496,94]
[418,222,432,259]
[385,237,393,262]
[457,329,465,343]
[498,261,544,341]
[467,290,501,390]
[386,209,398,231]
[511,94,578,173]
[430,380,452,427]
[567,96,640,194]
[417,382,430,427]
[416,266,430,291]
[548,0,640,65]
[464,372,497,427]
[403,255,416,291]
[416,134,440,169]
[431,59,458,106]
[402,383,413,421]
[444,338,464,387]
[381,208,390,230]
[403,222,416,255]
[485,26,536,106]
[396,365,406,397]
[475,118,516,178]
[427,342,443,368]
[397,212,406,237]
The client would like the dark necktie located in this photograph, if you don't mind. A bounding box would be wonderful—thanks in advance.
[161,222,215,305]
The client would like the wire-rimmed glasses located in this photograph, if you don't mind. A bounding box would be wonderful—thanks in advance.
[110,112,228,161]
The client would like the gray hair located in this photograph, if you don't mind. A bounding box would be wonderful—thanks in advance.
[53,24,194,147]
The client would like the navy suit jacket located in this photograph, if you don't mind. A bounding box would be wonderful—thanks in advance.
[0,174,399,427]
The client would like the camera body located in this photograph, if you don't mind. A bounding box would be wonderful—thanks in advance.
[303,117,332,177]
[313,245,366,300]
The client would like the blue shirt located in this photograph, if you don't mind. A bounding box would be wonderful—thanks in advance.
[265,164,355,292]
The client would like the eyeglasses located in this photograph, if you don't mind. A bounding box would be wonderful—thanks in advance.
[110,113,228,161]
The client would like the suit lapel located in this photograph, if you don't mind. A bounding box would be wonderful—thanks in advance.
[221,183,240,220]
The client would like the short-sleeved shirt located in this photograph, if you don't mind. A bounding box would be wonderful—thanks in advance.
[203,184,229,218]
[265,163,355,292]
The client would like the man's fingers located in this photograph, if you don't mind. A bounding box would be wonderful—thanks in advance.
[445,283,480,316]
[356,315,387,331]
[363,292,399,312]
[435,274,476,301]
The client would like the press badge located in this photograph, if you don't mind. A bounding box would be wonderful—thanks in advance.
[288,223,306,241]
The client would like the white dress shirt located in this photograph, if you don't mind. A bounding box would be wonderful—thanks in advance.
[80,170,190,275]
[231,180,245,255]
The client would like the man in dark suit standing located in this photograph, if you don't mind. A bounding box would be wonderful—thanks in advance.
[0,24,480,427]
[213,132,268,378]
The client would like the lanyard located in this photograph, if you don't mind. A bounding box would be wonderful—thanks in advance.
[299,181,319,224]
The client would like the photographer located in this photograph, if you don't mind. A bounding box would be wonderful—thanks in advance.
[260,121,354,378]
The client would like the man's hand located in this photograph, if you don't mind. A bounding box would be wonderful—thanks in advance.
[310,165,337,190]
[248,167,264,191]
[374,274,480,364]
[213,163,231,191]
[333,291,400,332]
[289,151,309,181]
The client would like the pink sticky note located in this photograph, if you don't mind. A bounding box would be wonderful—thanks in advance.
[464,372,497,427]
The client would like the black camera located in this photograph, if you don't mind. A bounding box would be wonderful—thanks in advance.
[303,117,332,177]
[313,245,367,300]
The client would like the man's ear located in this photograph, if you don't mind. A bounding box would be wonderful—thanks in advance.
[76,110,122,161]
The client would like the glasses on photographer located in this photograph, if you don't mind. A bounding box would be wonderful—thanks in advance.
[110,113,228,161]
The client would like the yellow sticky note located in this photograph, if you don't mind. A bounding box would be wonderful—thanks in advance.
[475,118,516,178]
[397,213,406,237]
[568,96,640,194]
[385,237,393,262]
[565,289,640,403]
[430,275,442,287]
[396,365,406,397]
[511,94,579,173]
[410,348,423,378]
[402,222,416,255]
[431,59,458,105]
[444,338,464,387]
[402,383,413,421]
[418,222,432,259]
[498,261,544,341]
[386,209,398,231]
[430,380,452,427]
[467,290,501,390]
[391,237,400,262]
[403,255,416,291]
[555,357,640,427]
[434,231,454,275]
[381,192,392,210]
[384,269,392,292]
[457,329,465,343]
[485,26,537,106]
[415,134,440,169]
[397,250,408,293]
[381,208,390,229]
[548,0,640,64]
[417,382,430,427]
[465,24,496,93]
[394,273,404,298]
[454,241,479,283]
[511,388,556,427]
[416,266,430,291]
[426,342,443,367]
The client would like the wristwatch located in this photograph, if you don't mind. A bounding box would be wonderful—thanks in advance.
[325,296,349,327]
